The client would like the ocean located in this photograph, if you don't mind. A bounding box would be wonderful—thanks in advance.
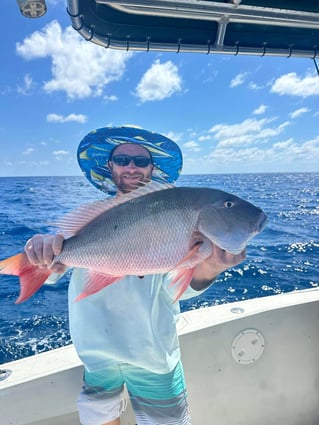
[0,173,318,365]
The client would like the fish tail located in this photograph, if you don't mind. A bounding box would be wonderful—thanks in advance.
[0,253,51,303]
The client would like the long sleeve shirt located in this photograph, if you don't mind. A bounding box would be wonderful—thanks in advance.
[67,268,210,374]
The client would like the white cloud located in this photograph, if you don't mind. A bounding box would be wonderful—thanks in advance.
[253,104,267,115]
[289,107,309,119]
[271,136,319,161]
[249,81,265,91]
[23,148,35,155]
[163,131,182,143]
[53,150,69,156]
[52,150,69,161]
[209,117,288,148]
[230,72,248,88]
[104,95,118,103]
[135,59,182,102]
[16,21,133,100]
[182,110,319,174]
[190,135,319,173]
[198,135,212,142]
[271,72,319,97]
[32,160,50,167]
[47,113,87,123]
[183,140,201,152]
[17,74,34,95]
[178,113,315,173]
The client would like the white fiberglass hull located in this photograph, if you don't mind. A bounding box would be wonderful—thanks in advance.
[1,287,319,425]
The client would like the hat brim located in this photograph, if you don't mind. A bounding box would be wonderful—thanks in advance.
[77,126,183,194]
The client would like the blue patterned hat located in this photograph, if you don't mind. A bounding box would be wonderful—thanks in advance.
[77,126,183,194]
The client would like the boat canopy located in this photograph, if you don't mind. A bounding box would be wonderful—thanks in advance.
[67,0,319,58]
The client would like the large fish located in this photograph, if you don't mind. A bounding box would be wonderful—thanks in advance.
[0,182,267,303]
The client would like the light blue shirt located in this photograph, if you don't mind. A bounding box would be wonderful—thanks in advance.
[67,268,209,374]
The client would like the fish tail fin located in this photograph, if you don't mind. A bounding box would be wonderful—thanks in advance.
[75,271,122,302]
[0,253,51,303]
[169,267,196,303]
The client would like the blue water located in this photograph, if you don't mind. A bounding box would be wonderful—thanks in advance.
[0,173,318,364]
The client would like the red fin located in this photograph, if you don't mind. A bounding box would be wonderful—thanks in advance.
[168,240,212,302]
[75,271,123,302]
[0,253,51,303]
[169,267,196,303]
[173,242,202,269]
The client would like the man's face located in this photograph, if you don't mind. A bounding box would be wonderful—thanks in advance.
[109,143,154,194]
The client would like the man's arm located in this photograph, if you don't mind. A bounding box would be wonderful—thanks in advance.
[190,245,246,291]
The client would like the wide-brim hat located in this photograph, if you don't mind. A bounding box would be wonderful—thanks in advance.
[77,126,183,194]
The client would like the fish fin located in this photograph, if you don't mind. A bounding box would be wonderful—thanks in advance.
[169,267,196,303]
[167,244,201,302]
[75,271,123,302]
[0,253,51,304]
[173,242,203,269]
[55,181,174,238]
[168,240,213,302]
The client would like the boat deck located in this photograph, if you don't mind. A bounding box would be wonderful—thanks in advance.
[1,288,319,425]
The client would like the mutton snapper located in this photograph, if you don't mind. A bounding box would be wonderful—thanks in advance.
[0,182,267,303]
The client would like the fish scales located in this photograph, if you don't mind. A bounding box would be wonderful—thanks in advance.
[0,183,267,303]
[56,187,200,275]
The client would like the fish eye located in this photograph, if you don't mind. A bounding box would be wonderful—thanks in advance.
[224,200,234,208]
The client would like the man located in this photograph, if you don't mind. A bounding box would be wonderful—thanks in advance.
[25,126,245,425]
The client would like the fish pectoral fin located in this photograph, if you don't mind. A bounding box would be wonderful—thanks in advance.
[169,267,196,303]
[168,239,214,303]
[75,271,123,302]
[167,243,203,303]
[172,238,213,272]
[0,253,51,304]
[173,242,203,269]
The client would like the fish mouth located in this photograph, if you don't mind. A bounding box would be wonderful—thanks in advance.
[256,212,268,232]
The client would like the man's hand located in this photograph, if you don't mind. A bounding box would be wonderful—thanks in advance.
[24,234,66,273]
[191,244,246,291]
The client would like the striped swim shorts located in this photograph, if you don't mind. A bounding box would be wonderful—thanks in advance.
[77,360,191,425]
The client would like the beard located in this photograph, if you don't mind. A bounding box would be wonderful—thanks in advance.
[112,170,152,194]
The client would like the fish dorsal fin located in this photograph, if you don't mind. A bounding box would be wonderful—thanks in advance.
[55,181,174,238]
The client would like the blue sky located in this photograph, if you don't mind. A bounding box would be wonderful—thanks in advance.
[2,0,319,177]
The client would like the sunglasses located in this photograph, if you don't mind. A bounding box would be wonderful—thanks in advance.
[111,154,152,168]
